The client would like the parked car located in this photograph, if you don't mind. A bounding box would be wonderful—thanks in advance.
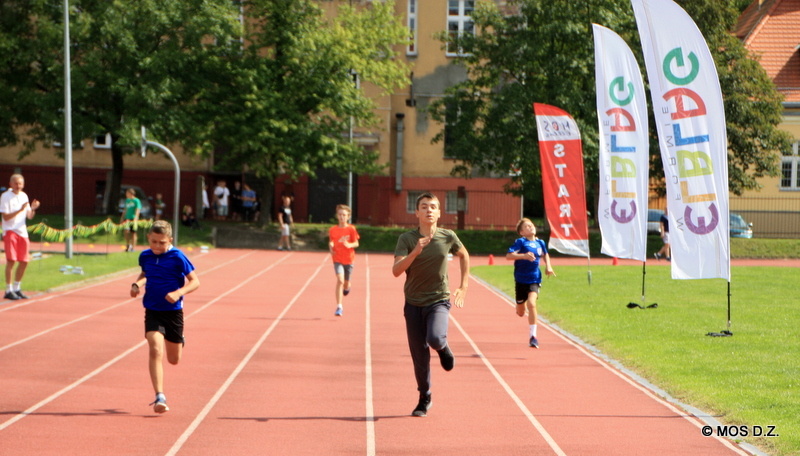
[730,212,753,239]
[647,209,664,235]
[117,185,153,219]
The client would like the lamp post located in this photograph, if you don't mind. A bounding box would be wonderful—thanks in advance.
[63,0,74,258]
[140,127,181,245]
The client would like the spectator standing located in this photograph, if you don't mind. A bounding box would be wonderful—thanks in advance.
[120,187,141,252]
[0,174,40,300]
[241,184,257,222]
[213,180,230,221]
[277,195,293,250]
[154,193,166,221]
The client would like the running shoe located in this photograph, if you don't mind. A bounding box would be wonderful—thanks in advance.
[15,290,29,299]
[150,393,169,414]
[343,288,351,296]
[437,345,455,371]
[335,307,343,317]
[529,336,539,349]
[411,393,432,417]
[4,291,20,300]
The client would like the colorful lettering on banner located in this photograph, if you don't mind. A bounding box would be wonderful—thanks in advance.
[533,103,590,258]
[593,24,649,262]
[632,0,730,280]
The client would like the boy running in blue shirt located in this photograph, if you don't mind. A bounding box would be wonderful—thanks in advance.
[506,218,555,348]
[130,221,200,413]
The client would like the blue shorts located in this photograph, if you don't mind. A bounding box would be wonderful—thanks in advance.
[333,263,354,280]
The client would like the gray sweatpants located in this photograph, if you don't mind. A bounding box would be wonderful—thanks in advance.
[403,300,451,395]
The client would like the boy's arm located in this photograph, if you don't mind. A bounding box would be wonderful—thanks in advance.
[543,253,556,277]
[165,271,200,304]
[130,272,146,298]
[392,235,429,277]
[452,246,470,308]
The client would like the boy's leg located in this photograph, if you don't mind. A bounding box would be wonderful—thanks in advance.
[426,301,454,371]
[526,291,538,325]
[335,272,345,306]
[165,340,183,365]
[146,331,166,394]
[404,303,431,394]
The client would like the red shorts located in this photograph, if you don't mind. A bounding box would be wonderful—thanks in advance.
[3,231,31,262]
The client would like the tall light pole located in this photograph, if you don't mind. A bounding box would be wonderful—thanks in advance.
[346,70,359,216]
[63,0,74,259]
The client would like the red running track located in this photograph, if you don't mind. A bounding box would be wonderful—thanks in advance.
[0,249,752,455]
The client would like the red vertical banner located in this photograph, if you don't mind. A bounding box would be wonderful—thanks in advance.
[533,103,590,257]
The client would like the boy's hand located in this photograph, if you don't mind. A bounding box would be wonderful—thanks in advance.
[453,287,467,308]
[165,290,182,303]
[546,268,557,277]
[130,283,140,298]
[414,234,433,253]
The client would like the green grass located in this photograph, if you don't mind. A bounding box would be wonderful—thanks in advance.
[472,264,799,456]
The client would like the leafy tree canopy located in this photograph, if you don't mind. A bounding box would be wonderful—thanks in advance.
[0,0,410,212]
[430,0,791,206]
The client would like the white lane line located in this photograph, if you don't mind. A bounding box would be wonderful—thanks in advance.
[0,251,257,353]
[449,307,567,456]
[472,275,751,456]
[0,251,282,432]
[364,254,376,456]
[165,254,328,456]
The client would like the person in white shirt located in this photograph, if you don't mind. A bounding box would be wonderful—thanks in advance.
[213,180,230,221]
[0,174,40,300]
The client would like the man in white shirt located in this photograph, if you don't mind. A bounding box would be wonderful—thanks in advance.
[213,180,230,221]
[0,174,40,300]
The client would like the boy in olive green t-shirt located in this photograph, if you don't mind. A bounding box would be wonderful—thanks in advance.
[392,192,470,417]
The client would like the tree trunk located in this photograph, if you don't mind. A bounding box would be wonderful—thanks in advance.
[106,139,125,216]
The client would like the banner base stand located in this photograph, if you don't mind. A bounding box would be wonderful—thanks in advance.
[626,302,658,309]
[706,330,733,337]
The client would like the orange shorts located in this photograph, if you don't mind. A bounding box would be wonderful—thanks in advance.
[3,231,31,262]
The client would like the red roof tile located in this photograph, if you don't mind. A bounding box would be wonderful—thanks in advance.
[735,0,800,102]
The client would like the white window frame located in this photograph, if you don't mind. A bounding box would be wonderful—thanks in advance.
[407,0,417,56]
[446,0,475,57]
[781,141,800,190]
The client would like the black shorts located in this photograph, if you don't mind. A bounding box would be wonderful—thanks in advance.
[515,282,541,304]
[144,309,185,344]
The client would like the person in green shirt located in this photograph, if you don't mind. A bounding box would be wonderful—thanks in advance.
[121,187,142,252]
[392,192,470,417]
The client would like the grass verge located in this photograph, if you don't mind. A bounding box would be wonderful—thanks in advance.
[471,264,798,456]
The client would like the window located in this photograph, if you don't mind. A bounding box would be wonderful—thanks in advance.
[94,133,112,149]
[407,0,417,55]
[781,141,800,190]
[446,0,475,56]
[406,191,424,213]
[445,190,467,214]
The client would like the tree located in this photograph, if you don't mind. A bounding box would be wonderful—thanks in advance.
[0,0,410,217]
[0,0,244,214]
[429,0,790,215]
[183,0,410,218]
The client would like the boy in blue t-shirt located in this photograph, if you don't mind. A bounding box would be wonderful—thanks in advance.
[130,221,199,413]
[506,218,555,348]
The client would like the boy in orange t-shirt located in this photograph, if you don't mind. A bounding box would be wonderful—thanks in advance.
[328,204,360,316]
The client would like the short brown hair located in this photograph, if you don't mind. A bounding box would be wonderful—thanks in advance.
[516,218,534,234]
[415,192,439,210]
[336,204,351,214]
[149,220,173,238]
